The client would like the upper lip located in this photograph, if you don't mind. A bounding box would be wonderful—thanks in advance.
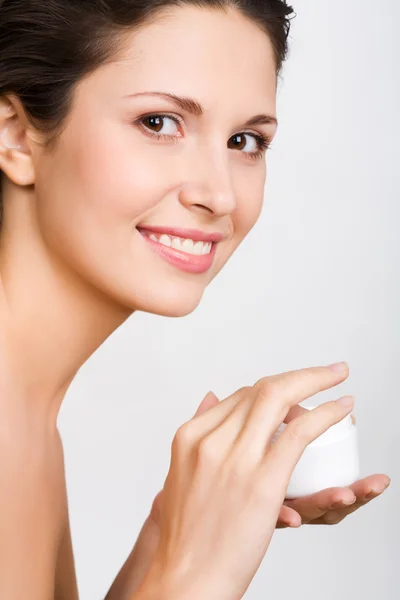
[136,225,225,243]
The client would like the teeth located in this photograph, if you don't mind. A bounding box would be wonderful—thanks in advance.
[145,232,212,255]
[159,234,172,247]
[181,238,194,253]
[171,237,185,251]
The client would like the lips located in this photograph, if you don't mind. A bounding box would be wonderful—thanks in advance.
[136,226,220,274]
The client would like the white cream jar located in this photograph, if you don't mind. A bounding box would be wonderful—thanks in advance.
[271,405,360,499]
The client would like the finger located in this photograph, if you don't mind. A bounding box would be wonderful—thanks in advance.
[348,474,391,501]
[155,394,220,525]
[317,491,386,525]
[192,391,220,418]
[185,363,348,436]
[284,487,356,523]
[258,362,349,408]
[323,476,391,522]
[287,477,390,526]
[308,488,388,526]
[276,505,302,529]
[283,404,309,423]
[190,391,308,459]
[149,489,164,525]
[182,385,249,435]
[262,396,355,492]
[234,364,349,462]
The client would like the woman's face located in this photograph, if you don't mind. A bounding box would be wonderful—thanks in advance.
[33,6,278,317]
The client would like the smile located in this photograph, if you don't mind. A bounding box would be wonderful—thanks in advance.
[136,227,219,274]
[139,230,212,255]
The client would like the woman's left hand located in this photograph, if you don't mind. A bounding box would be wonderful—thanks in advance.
[277,474,391,528]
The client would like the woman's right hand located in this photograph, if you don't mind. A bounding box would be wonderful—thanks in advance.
[141,363,353,600]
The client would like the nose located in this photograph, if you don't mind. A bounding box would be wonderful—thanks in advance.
[178,152,237,218]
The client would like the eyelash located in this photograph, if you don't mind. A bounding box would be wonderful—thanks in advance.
[134,113,273,160]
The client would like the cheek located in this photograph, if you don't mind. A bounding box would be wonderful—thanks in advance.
[66,118,166,222]
[234,169,266,238]
[34,119,175,293]
[37,119,170,244]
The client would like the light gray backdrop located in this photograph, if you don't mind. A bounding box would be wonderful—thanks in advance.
[58,1,400,598]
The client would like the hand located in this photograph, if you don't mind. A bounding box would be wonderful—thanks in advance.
[105,387,391,600]
[276,474,391,528]
[104,391,221,600]
[136,365,358,600]
[151,399,391,531]
[273,409,392,527]
[105,390,305,600]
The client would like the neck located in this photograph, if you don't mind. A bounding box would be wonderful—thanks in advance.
[0,184,133,429]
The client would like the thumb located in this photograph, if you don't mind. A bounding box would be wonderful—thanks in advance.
[192,390,220,418]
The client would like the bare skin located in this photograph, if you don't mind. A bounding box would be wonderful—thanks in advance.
[103,390,390,600]
[0,5,390,599]
[54,514,79,600]
[0,293,68,598]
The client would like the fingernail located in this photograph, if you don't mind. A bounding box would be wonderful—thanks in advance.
[289,519,302,528]
[365,482,391,500]
[331,497,356,509]
[369,482,391,497]
[345,495,356,505]
[337,395,354,408]
[328,362,348,373]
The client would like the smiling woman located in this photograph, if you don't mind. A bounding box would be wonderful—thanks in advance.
[0,1,390,600]
[0,0,289,320]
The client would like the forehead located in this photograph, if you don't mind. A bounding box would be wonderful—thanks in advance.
[92,5,277,115]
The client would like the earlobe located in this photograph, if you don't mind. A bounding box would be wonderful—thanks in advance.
[0,144,35,187]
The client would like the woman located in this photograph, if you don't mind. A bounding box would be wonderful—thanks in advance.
[0,1,391,598]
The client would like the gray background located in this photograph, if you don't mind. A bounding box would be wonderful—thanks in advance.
[58,1,400,598]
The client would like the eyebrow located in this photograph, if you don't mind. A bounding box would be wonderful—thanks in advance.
[124,91,278,127]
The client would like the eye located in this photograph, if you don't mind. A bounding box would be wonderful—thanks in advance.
[228,132,271,160]
[137,114,182,139]
[135,113,272,160]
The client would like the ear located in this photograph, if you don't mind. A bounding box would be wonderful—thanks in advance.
[0,95,36,187]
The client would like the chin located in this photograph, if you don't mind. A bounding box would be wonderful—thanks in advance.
[102,280,207,318]
[142,301,201,318]
[129,293,204,318]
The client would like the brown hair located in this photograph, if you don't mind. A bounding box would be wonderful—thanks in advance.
[0,0,295,223]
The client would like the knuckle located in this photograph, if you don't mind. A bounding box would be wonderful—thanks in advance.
[253,378,281,401]
[239,385,253,396]
[196,434,221,466]
[173,421,195,449]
